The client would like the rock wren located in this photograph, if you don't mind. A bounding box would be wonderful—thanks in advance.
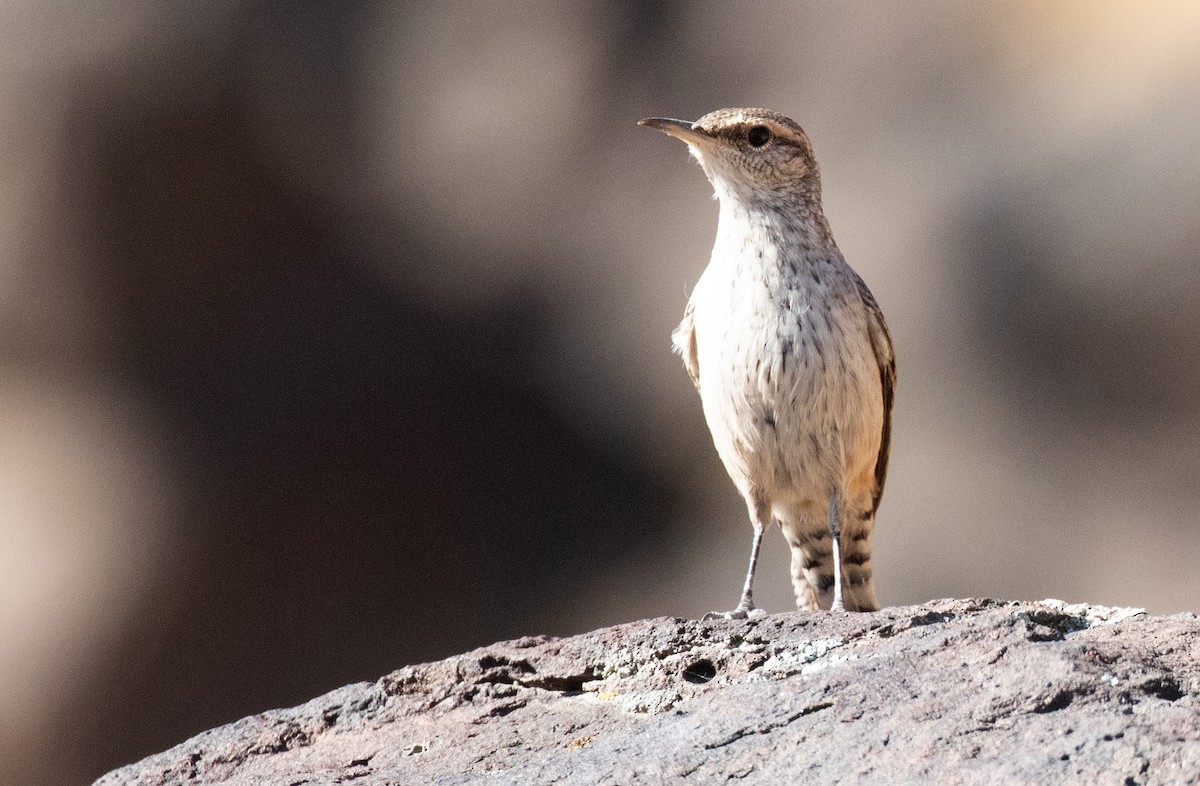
[640,108,895,615]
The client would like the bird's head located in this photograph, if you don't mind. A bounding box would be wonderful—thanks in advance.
[639,108,821,205]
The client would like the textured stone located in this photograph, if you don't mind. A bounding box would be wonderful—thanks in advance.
[95,599,1200,785]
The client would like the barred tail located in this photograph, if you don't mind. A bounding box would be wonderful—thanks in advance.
[784,509,879,612]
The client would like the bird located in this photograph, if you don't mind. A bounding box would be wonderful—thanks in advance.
[639,108,895,615]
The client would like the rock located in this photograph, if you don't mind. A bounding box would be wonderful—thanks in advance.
[94,599,1200,785]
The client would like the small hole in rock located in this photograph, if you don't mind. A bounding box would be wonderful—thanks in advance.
[682,658,717,684]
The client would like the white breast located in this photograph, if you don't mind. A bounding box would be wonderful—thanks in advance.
[687,207,883,507]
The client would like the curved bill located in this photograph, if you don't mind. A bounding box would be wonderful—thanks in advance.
[638,117,713,146]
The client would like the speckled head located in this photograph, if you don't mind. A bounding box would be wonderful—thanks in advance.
[639,108,821,203]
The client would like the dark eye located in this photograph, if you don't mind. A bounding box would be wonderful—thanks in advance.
[746,125,771,147]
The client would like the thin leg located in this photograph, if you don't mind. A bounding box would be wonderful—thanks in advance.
[735,522,765,613]
[827,492,845,612]
[704,498,769,620]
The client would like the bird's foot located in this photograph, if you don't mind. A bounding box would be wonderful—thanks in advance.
[703,605,766,621]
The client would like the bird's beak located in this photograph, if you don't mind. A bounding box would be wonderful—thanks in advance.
[638,117,714,147]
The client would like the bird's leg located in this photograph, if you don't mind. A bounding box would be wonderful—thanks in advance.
[705,499,768,620]
[827,491,845,612]
[735,521,764,613]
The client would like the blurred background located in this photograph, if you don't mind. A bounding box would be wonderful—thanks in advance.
[3,1,1199,783]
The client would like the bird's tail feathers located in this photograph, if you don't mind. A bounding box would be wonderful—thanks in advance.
[783,509,879,612]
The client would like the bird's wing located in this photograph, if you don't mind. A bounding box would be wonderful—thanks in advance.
[854,275,896,514]
[672,299,701,389]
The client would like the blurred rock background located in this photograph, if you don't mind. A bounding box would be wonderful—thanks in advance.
[2,2,1198,783]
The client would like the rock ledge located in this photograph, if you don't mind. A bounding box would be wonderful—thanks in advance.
[96,598,1200,785]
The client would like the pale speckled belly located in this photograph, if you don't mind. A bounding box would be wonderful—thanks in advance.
[692,268,883,508]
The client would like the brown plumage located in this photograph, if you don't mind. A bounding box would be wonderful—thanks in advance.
[641,108,895,615]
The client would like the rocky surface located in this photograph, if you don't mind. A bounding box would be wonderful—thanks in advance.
[96,599,1200,785]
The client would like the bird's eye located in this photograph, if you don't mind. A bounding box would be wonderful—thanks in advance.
[746,125,771,147]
